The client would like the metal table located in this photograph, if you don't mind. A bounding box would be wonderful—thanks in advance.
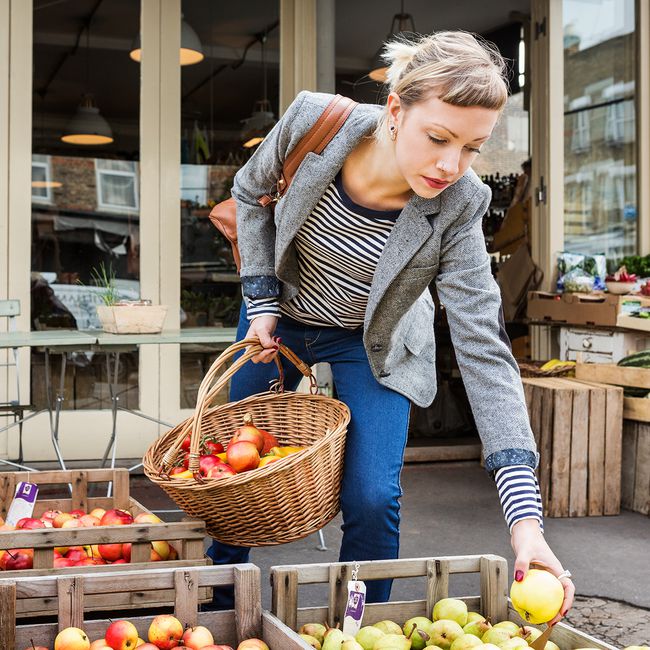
[0,330,98,471]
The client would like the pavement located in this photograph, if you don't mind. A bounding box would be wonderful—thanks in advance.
[129,460,650,646]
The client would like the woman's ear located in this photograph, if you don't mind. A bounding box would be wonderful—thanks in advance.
[386,92,403,127]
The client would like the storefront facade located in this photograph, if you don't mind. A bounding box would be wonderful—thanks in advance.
[1,0,649,462]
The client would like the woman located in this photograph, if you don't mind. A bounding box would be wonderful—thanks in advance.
[208,31,575,620]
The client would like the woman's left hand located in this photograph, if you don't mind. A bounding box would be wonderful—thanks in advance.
[511,518,575,626]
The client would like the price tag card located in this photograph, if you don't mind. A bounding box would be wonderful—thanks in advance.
[342,580,366,636]
[6,482,39,526]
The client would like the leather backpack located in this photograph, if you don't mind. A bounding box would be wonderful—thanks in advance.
[208,94,358,272]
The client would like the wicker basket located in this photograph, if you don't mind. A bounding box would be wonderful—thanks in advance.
[143,338,350,546]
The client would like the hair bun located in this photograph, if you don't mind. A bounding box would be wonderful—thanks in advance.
[382,37,420,90]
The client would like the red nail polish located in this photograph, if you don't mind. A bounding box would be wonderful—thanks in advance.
[276,337,282,343]
[515,570,524,582]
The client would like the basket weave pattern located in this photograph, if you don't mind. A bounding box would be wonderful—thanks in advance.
[143,339,350,546]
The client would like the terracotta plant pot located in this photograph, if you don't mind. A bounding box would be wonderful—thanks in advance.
[97,302,168,334]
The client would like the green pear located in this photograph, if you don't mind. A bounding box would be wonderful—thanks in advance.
[623,647,650,650]
[427,620,464,650]
[402,617,434,650]
[341,641,364,650]
[301,623,328,644]
[493,621,522,636]
[374,633,411,650]
[300,633,323,649]
[466,612,485,624]
[481,628,514,646]
[449,633,483,650]
[482,644,502,650]
[323,628,345,650]
[462,620,491,638]
[432,599,468,627]
[374,621,404,635]
[356,626,385,650]
[499,638,528,650]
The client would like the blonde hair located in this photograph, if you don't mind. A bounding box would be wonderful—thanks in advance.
[374,31,509,142]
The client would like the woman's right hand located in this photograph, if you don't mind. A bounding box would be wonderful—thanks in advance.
[245,315,280,363]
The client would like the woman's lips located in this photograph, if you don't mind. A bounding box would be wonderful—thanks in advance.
[423,176,450,189]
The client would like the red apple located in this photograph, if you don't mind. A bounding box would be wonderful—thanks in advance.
[78,514,101,527]
[122,543,132,563]
[231,427,264,453]
[181,625,214,649]
[22,646,49,650]
[135,645,159,650]
[226,441,260,472]
[54,626,90,650]
[98,543,123,562]
[61,518,83,529]
[75,557,106,566]
[199,453,223,476]
[89,507,107,520]
[259,428,280,455]
[180,433,192,452]
[204,439,224,455]
[170,465,188,475]
[133,512,162,524]
[16,517,46,529]
[89,641,112,650]
[105,619,138,650]
[206,462,237,479]
[41,508,62,521]
[150,540,170,561]
[167,544,178,560]
[147,614,183,649]
[42,519,54,528]
[201,647,234,650]
[66,548,88,563]
[237,640,270,650]
[2,548,33,571]
[100,509,134,526]
[69,509,86,518]
[112,558,127,564]
[53,512,75,528]
[54,557,77,568]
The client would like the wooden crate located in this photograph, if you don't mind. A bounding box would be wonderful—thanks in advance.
[0,468,209,616]
[522,377,623,517]
[268,555,616,650]
[0,563,299,650]
[574,363,650,515]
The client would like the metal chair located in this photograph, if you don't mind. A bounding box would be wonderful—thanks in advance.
[0,300,35,469]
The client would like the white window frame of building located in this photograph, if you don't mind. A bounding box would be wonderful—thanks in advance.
[180,164,209,206]
[569,96,591,154]
[95,159,140,213]
[31,155,53,204]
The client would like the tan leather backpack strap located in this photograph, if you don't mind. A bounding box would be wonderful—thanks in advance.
[258,94,357,207]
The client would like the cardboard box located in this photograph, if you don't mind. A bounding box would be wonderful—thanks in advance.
[528,291,650,327]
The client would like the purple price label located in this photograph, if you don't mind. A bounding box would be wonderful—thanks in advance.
[15,482,38,503]
[345,588,365,621]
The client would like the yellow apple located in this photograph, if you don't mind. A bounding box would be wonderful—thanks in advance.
[510,569,564,624]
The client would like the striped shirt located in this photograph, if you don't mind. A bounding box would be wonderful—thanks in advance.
[246,171,544,533]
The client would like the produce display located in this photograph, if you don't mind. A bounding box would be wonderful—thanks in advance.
[294,585,648,650]
[30,615,270,650]
[0,508,176,570]
[617,351,650,398]
[169,413,305,479]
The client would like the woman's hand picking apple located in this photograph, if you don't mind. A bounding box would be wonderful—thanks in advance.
[510,518,575,625]
[245,315,280,363]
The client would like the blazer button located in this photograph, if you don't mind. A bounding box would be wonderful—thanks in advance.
[379,370,391,378]
[371,343,383,352]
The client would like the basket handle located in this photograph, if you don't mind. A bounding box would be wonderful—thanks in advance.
[160,338,317,476]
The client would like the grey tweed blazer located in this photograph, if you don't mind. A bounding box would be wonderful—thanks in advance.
[232,91,537,472]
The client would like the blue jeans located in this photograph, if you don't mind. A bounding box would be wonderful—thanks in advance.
[206,303,411,606]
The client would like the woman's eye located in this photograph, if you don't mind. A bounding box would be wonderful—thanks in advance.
[466,146,482,154]
[428,135,446,145]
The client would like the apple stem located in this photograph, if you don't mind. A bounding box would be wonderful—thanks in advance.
[30,639,36,650]
[406,623,417,640]
[7,549,15,559]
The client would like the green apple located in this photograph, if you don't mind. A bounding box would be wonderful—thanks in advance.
[432,599,468,627]
[355,626,384,650]
[403,617,434,650]
[300,634,322,649]
[427,620,464,650]
[300,623,327,644]
[374,621,404,635]
[466,613,485,624]
[449,633,483,650]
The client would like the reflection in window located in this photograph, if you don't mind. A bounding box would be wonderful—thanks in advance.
[96,160,139,212]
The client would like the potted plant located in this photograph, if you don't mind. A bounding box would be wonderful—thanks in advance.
[92,263,168,334]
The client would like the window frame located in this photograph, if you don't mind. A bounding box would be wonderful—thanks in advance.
[95,159,140,213]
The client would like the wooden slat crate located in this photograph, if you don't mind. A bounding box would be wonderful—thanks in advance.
[0,564,301,650]
[268,555,616,650]
[575,362,650,424]
[522,377,623,517]
[0,468,209,616]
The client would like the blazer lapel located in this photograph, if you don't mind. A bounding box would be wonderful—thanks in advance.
[365,194,441,329]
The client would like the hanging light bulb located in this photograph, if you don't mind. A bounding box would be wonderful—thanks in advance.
[130,14,204,66]
[61,94,114,145]
[241,33,276,148]
[369,0,417,83]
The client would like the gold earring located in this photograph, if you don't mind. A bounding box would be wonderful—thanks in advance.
[389,124,397,141]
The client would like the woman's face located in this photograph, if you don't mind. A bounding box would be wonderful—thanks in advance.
[387,91,500,198]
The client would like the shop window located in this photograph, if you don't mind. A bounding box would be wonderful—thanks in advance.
[31,155,53,203]
[569,97,591,154]
[96,159,139,213]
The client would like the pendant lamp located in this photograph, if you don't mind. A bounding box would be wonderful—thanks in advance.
[61,94,114,145]
[241,33,276,148]
[368,0,417,83]
[130,15,204,66]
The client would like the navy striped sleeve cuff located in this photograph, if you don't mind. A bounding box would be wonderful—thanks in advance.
[494,465,544,533]
[246,297,281,321]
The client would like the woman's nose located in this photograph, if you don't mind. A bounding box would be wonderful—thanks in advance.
[437,155,459,176]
